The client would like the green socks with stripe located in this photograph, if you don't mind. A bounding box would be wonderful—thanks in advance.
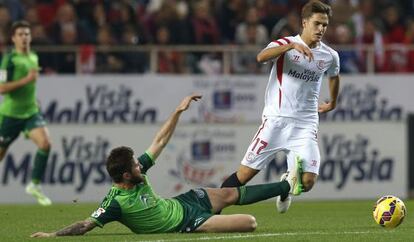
[236,181,290,205]
[31,149,50,184]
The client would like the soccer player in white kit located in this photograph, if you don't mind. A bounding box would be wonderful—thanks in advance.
[220,0,340,213]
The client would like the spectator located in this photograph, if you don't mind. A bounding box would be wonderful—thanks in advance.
[31,24,57,74]
[233,24,267,74]
[235,7,268,45]
[330,0,356,26]
[55,23,78,73]
[83,3,107,42]
[191,0,220,44]
[110,2,147,44]
[119,24,148,73]
[151,0,192,44]
[216,0,247,43]
[335,24,360,73]
[49,3,91,44]
[271,11,300,40]
[155,26,185,73]
[24,6,40,25]
[404,19,414,72]
[0,5,11,46]
[358,18,385,72]
[352,0,375,43]
[1,0,24,21]
[95,26,125,73]
[233,6,268,74]
[381,4,406,72]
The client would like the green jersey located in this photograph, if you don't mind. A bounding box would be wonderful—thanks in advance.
[90,152,185,234]
[0,49,39,118]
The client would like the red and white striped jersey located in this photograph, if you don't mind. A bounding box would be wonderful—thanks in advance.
[261,35,340,126]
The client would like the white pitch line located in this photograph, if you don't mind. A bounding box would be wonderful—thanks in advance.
[130,230,391,242]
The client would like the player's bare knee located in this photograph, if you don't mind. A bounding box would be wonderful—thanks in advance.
[236,168,257,184]
[0,148,7,161]
[302,179,315,192]
[246,215,257,232]
[38,140,51,151]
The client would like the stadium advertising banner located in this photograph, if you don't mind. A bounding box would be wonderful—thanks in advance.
[0,122,406,203]
[33,74,414,124]
[319,74,413,122]
[36,75,265,124]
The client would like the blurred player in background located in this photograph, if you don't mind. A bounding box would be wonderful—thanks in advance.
[0,21,52,206]
[30,94,303,237]
[221,0,340,213]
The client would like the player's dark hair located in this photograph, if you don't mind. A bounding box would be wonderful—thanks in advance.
[301,1,332,19]
[106,146,135,183]
[11,20,31,36]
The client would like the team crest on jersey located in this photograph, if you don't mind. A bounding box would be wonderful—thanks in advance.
[91,207,106,218]
[316,60,325,70]
[193,188,205,198]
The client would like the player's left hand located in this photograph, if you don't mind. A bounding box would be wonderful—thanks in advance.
[30,232,55,238]
[318,101,336,113]
[176,94,202,112]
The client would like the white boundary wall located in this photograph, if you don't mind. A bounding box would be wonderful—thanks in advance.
[32,74,412,124]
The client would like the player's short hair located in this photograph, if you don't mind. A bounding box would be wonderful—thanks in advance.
[106,146,135,183]
[11,20,31,36]
[301,1,332,19]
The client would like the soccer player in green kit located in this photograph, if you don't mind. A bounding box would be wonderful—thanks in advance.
[0,21,52,206]
[31,94,303,237]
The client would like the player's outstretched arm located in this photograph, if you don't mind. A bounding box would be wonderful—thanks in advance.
[147,94,202,160]
[0,69,38,94]
[257,42,314,63]
[30,219,97,237]
[319,75,340,113]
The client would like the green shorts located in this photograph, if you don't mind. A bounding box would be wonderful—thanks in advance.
[173,188,213,233]
[0,112,47,148]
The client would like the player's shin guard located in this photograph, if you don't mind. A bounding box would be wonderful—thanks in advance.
[221,172,243,188]
[31,149,50,184]
[236,181,290,205]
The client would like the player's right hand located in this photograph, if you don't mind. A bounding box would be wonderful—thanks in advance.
[176,94,202,113]
[292,43,314,62]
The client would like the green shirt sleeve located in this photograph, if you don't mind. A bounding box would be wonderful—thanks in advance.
[90,198,122,227]
[138,152,155,174]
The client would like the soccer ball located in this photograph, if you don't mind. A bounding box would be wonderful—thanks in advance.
[373,195,406,228]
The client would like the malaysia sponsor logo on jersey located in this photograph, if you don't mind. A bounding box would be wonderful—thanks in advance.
[91,207,105,218]
[287,69,321,82]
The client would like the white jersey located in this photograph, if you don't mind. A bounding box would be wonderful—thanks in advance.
[262,35,340,126]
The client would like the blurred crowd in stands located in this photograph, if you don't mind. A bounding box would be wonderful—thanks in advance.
[0,0,414,74]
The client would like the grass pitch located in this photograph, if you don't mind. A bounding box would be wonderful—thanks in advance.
[1,200,412,242]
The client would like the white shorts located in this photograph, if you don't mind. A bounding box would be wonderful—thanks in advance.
[241,117,320,175]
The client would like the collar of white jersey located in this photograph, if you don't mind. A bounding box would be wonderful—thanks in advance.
[295,34,322,50]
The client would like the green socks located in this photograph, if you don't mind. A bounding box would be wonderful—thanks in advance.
[31,149,50,184]
[236,181,290,205]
